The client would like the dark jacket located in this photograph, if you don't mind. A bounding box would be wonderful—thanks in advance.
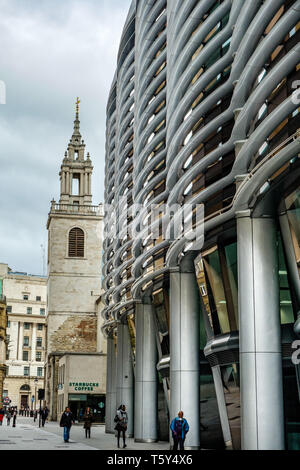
[83,412,93,429]
[170,417,189,440]
[60,411,75,428]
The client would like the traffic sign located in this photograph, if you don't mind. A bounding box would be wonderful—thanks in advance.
[3,397,10,404]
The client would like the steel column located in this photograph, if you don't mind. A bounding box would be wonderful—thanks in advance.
[237,212,284,450]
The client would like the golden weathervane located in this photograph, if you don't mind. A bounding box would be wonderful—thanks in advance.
[76,97,81,113]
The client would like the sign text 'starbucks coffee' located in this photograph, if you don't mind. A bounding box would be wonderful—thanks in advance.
[69,382,99,392]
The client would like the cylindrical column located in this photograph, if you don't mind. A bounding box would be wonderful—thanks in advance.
[135,300,158,442]
[170,254,200,449]
[237,212,284,450]
[105,335,117,433]
[116,322,134,437]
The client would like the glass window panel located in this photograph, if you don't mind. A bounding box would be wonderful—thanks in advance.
[278,232,296,324]
[203,249,230,334]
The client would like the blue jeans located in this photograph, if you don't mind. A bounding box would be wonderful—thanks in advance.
[64,426,71,442]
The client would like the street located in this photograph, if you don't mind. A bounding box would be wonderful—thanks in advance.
[0,417,170,451]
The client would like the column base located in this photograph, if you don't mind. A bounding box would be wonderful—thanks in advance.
[169,445,200,450]
[134,438,158,443]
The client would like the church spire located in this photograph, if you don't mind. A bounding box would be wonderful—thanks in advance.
[58,99,93,206]
[71,97,82,144]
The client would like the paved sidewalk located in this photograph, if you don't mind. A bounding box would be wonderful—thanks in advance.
[0,417,170,451]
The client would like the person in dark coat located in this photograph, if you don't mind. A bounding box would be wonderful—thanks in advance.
[83,407,93,438]
[170,411,189,450]
[0,408,4,426]
[12,409,17,427]
[41,406,49,427]
[6,410,11,426]
[115,404,128,449]
[60,407,75,443]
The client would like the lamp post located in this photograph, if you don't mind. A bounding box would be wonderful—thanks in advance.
[34,378,38,421]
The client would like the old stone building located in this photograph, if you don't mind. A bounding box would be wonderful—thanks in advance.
[46,101,105,421]
[0,270,7,407]
[0,263,46,409]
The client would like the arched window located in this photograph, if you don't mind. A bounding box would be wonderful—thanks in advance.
[68,227,84,257]
[20,384,30,391]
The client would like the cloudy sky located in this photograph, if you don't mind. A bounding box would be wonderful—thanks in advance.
[0,0,131,275]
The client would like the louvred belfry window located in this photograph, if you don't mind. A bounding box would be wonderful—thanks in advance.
[68,227,84,257]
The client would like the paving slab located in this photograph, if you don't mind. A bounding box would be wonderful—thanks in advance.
[0,417,170,451]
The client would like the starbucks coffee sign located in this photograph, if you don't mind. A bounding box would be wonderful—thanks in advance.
[69,381,100,392]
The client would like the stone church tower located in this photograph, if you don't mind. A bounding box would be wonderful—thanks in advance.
[46,101,103,419]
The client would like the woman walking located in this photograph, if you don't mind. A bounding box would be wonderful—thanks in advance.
[83,407,93,438]
[114,404,128,449]
[6,410,11,426]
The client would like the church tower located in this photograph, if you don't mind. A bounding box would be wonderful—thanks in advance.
[46,99,104,420]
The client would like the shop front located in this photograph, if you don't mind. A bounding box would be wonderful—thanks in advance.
[57,353,107,424]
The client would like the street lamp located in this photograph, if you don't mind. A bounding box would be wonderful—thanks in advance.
[34,378,38,421]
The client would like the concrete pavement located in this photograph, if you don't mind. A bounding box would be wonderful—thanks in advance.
[0,417,170,451]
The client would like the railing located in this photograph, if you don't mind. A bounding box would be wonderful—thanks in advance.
[50,202,102,215]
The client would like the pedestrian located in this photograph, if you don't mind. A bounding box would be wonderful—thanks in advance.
[34,409,38,422]
[6,410,11,426]
[114,404,128,449]
[0,408,4,426]
[59,406,75,443]
[12,409,17,427]
[41,406,49,426]
[170,411,189,451]
[83,407,93,438]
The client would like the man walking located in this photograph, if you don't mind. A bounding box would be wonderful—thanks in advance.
[170,411,189,451]
[60,407,75,443]
[41,406,49,427]
[6,410,11,426]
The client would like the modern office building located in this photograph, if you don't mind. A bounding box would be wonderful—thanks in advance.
[102,0,300,450]
[45,103,106,421]
[0,263,46,410]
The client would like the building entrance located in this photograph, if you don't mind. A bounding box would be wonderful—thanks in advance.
[20,395,28,408]
[69,394,105,423]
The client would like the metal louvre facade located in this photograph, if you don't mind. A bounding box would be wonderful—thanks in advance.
[103,0,300,450]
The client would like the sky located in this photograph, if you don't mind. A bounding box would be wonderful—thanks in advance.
[0,0,132,275]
